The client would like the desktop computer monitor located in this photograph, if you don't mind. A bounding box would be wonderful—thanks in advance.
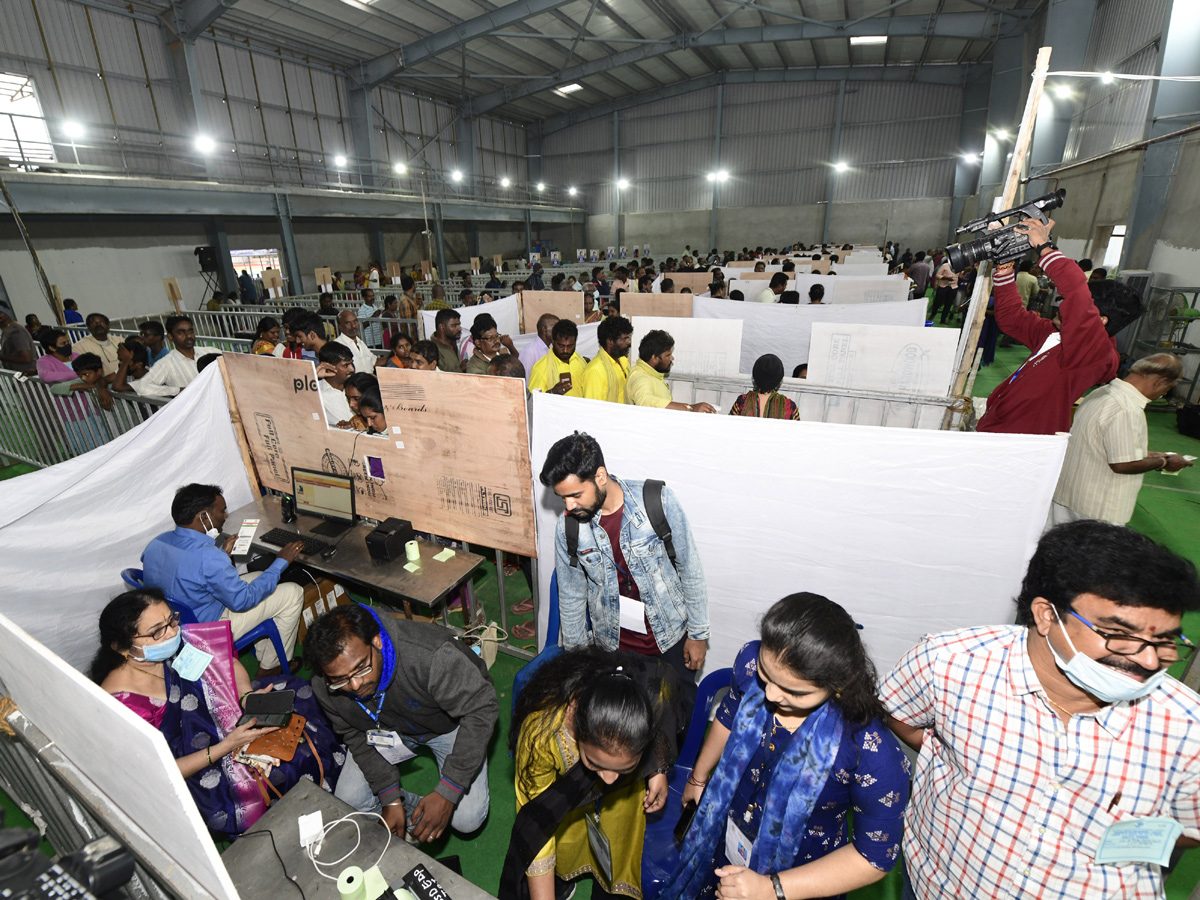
[291,467,356,537]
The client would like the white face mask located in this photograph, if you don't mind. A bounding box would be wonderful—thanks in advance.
[1045,607,1169,703]
[201,511,219,540]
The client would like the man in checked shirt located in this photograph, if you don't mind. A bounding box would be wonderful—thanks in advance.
[882,520,1200,900]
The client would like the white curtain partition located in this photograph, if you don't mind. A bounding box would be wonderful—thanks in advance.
[419,292,521,341]
[530,391,1066,677]
[0,366,253,672]
[692,295,926,374]
[725,276,908,306]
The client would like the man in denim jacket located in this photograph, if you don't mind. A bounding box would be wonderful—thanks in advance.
[540,432,710,692]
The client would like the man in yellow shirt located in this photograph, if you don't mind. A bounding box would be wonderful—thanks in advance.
[581,315,633,403]
[624,329,716,413]
[529,319,586,397]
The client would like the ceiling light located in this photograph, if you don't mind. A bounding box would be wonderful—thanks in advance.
[849,35,888,45]
[1101,71,1115,84]
[451,170,463,183]
[394,162,407,174]
[62,120,85,139]
[537,182,545,191]
[1053,84,1072,99]
[555,83,583,96]
[500,177,510,187]
[568,186,577,196]
[994,129,1009,140]
[194,135,215,154]
[962,152,982,163]
[716,169,729,182]
[334,154,347,167]
[706,172,716,182]
[616,178,630,190]
[833,161,849,173]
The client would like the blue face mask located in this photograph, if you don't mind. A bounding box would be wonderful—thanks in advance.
[1046,608,1169,703]
[137,630,182,662]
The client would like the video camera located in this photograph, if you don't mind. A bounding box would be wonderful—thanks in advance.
[946,189,1066,272]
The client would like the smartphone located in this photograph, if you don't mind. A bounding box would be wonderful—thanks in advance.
[235,689,295,728]
[558,373,572,390]
[674,799,698,845]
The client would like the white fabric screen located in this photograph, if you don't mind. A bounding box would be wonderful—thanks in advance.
[531,392,1066,676]
[419,293,521,341]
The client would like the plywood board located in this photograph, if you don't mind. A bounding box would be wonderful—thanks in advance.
[520,290,588,333]
[658,272,714,295]
[163,277,182,313]
[387,261,403,278]
[493,254,504,270]
[222,354,536,555]
[262,269,284,291]
[806,323,958,397]
[314,267,332,290]
[630,315,742,376]
[620,293,693,318]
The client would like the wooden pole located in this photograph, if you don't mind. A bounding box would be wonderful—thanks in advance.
[949,46,1054,409]
[217,355,263,497]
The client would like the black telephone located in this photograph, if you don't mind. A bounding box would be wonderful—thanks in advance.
[235,689,296,728]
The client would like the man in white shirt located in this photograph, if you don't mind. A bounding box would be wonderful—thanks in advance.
[135,315,221,397]
[356,288,383,349]
[517,313,557,386]
[335,309,377,374]
[316,342,356,429]
[72,313,121,377]
[754,273,788,303]
[1051,353,1191,526]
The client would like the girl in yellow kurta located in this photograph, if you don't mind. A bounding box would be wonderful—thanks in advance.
[500,648,687,900]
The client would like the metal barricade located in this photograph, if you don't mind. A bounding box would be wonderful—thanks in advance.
[0,370,168,468]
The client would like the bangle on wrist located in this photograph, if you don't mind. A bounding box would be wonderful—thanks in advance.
[206,746,213,766]
[686,774,709,787]
[769,873,786,900]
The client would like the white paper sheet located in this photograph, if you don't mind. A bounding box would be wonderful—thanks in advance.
[630,315,742,376]
[806,324,959,396]
[531,392,1067,676]
[419,292,521,342]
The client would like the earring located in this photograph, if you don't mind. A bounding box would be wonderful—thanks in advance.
[835,691,841,699]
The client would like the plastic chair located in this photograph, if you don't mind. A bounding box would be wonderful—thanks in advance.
[511,570,564,715]
[122,567,291,671]
[641,666,734,900]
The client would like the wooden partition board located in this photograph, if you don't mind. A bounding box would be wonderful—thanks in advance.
[520,290,589,332]
[314,267,332,287]
[661,272,715,295]
[222,354,536,555]
[621,293,693,318]
[163,278,183,313]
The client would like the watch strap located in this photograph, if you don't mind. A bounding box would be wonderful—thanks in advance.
[769,873,786,900]
[1033,241,1054,256]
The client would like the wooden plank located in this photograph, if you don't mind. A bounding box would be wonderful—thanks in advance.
[520,290,588,333]
[222,354,537,556]
[621,293,693,318]
[162,277,182,314]
[314,267,332,291]
[661,272,714,294]
[217,355,263,496]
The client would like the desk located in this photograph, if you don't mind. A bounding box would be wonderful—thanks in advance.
[222,780,496,900]
[227,495,484,621]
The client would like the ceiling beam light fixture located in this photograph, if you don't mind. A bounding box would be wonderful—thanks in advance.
[62,120,85,139]
[994,129,1009,140]
[500,177,511,187]
[194,135,215,154]
[1052,84,1072,99]
[334,154,347,167]
[616,178,630,189]
[555,83,583,96]
[849,35,888,45]
[833,161,849,173]
[394,162,407,174]
[568,186,577,196]
[451,170,463,183]
[1101,71,1114,84]
[536,182,546,191]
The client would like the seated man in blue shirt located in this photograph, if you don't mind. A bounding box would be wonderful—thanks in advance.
[142,484,305,676]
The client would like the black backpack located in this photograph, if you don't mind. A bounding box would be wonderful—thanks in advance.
[1178,405,1200,441]
[564,479,677,571]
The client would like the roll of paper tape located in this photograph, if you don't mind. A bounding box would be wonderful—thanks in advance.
[338,866,366,900]
[405,540,420,561]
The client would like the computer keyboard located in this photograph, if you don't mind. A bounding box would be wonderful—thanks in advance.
[258,528,333,557]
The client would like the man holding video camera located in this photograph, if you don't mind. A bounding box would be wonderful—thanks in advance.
[976,217,1142,435]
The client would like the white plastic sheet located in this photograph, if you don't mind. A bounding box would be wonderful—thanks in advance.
[531,392,1067,676]
[0,366,253,671]
[419,292,521,341]
[512,322,600,360]
[692,295,927,375]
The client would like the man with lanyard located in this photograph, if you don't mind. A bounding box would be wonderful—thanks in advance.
[307,604,498,841]
[581,314,633,403]
[976,217,1142,434]
[882,520,1200,900]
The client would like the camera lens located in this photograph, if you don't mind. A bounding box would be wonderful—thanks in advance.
[947,239,988,273]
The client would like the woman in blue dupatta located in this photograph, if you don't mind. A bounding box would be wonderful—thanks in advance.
[92,588,347,838]
[662,593,910,900]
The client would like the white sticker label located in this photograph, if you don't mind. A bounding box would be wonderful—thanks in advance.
[392,426,402,434]
[619,595,649,634]
[312,412,320,419]
[395,441,405,449]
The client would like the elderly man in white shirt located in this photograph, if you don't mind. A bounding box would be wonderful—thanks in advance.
[754,272,789,303]
[334,309,377,374]
[135,315,222,398]
[1051,353,1192,526]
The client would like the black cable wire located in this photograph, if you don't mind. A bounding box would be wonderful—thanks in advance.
[233,830,307,900]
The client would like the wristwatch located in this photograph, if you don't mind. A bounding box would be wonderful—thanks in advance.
[769,873,786,900]
[1033,241,1054,256]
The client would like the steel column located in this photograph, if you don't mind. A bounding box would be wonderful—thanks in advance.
[949,67,992,242]
[275,194,304,295]
[204,217,237,296]
[613,112,620,254]
[163,35,209,178]
[822,80,846,246]
[977,35,1026,217]
[347,86,378,188]
[1027,0,1097,197]
[709,84,724,252]
[0,270,9,308]
[1123,0,1200,269]
[524,208,533,259]
[433,203,448,280]
[369,226,386,273]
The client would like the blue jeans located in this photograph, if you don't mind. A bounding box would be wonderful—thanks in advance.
[333,727,490,833]
[898,860,918,900]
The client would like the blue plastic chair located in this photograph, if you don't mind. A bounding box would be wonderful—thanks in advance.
[511,569,564,715]
[641,666,734,900]
[120,567,291,670]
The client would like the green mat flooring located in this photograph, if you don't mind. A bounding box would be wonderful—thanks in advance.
[2,343,1199,897]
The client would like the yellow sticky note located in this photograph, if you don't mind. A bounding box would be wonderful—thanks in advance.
[404,561,420,573]
[433,548,456,562]
[362,864,389,900]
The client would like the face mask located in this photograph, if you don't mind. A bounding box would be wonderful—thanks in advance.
[201,511,219,540]
[1046,608,1169,703]
[135,630,182,662]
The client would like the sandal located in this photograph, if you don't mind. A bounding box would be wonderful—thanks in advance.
[502,562,519,577]
[511,621,537,640]
[510,597,534,615]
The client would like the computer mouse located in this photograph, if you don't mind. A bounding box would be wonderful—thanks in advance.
[321,546,337,560]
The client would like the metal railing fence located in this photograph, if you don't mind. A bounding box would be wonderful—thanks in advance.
[110,311,420,349]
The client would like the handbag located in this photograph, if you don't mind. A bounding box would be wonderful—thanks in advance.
[246,713,306,762]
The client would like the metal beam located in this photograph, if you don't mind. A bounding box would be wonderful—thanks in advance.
[347,87,377,188]
[162,0,242,42]
[275,194,303,296]
[975,34,1025,217]
[205,218,237,295]
[948,65,991,242]
[468,12,1019,116]
[541,64,987,134]
[432,204,448,279]
[613,112,620,254]
[354,0,579,91]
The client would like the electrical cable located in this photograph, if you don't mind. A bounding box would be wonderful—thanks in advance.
[303,811,392,881]
[235,830,307,900]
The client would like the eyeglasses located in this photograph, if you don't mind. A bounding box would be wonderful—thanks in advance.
[136,612,180,643]
[1068,610,1195,662]
[328,646,375,691]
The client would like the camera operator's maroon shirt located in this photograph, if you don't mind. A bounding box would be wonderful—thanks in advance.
[976,250,1119,435]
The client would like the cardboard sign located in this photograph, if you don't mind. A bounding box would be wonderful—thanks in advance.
[387,262,403,278]
[222,355,536,555]
[470,257,482,274]
[421,260,432,279]
[314,267,333,292]
[621,293,693,318]
[493,254,504,270]
[163,278,183,314]
[520,290,589,332]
